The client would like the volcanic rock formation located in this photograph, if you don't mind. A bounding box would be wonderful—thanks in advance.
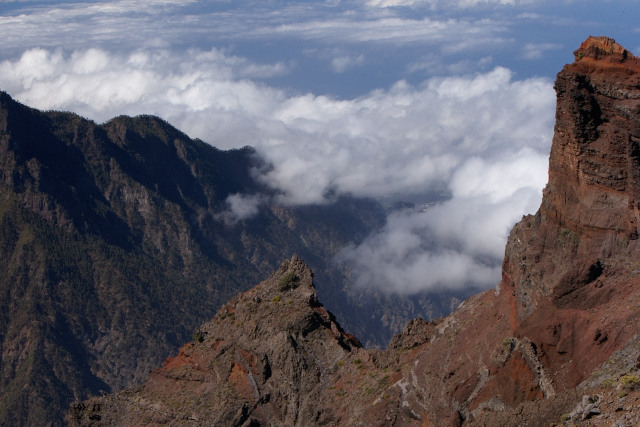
[70,36,640,426]
[71,256,366,425]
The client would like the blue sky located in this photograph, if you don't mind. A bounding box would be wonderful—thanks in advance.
[2,1,638,97]
[1,0,638,293]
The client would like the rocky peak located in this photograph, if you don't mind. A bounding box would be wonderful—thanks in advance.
[70,256,364,426]
[500,35,640,394]
[573,36,639,66]
[508,35,640,320]
[545,36,640,238]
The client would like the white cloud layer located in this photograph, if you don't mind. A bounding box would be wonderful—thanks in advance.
[338,147,548,292]
[260,66,553,206]
[0,0,510,57]
[366,0,536,8]
[0,46,555,293]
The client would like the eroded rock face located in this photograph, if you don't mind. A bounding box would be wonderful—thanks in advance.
[368,35,640,424]
[70,256,367,426]
[509,36,640,315]
[546,36,640,238]
[438,35,640,422]
[70,37,640,426]
[501,36,640,386]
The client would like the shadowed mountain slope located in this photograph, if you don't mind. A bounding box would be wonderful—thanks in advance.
[0,92,395,426]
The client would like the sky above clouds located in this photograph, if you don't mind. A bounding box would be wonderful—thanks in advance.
[1,0,639,294]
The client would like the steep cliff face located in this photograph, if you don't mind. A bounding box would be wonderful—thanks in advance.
[516,35,640,315]
[70,37,640,426]
[504,35,640,386]
[403,36,640,424]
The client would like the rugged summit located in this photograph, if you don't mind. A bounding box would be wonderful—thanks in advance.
[504,34,640,385]
[70,255,462,426]
[71,37,640,426]
[72,256,366,425]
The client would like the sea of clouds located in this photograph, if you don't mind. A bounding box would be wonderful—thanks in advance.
[0,46,554,292]
[9,0,628,293]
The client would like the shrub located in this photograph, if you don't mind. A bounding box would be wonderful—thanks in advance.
[278,272,300,292]
[377,374,390,388]
[192,328,204,343]
[559,228,579,248]
[620,374,640,390]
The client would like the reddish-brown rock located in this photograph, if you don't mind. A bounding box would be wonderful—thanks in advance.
[505,35,640,386]
[403,35,640,424]
[406,35,640,424]
[69,257,388,426]
[70,37,640,426]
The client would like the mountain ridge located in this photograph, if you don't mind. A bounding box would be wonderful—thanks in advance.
[1,91,418,426]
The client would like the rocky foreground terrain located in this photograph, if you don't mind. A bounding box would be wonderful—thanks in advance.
[70,37,640,426]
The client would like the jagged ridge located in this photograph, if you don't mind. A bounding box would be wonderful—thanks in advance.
[71,257,366,425]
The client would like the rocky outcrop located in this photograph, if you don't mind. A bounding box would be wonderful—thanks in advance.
[503,35,640,387]
[70,256,367,426]
[70,37,640,426]
[401,35,640,424]
[69,256,470,426]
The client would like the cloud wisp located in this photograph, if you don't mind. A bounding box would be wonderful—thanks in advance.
[365,0,537,7]
[338,146,548,293]
[216,193,267,225]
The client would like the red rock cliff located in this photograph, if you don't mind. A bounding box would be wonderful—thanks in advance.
[491,34,640,417]
[505,35,640,339]
[545,36,640,238]
[394,36,640,425]
[372,36,640,424]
